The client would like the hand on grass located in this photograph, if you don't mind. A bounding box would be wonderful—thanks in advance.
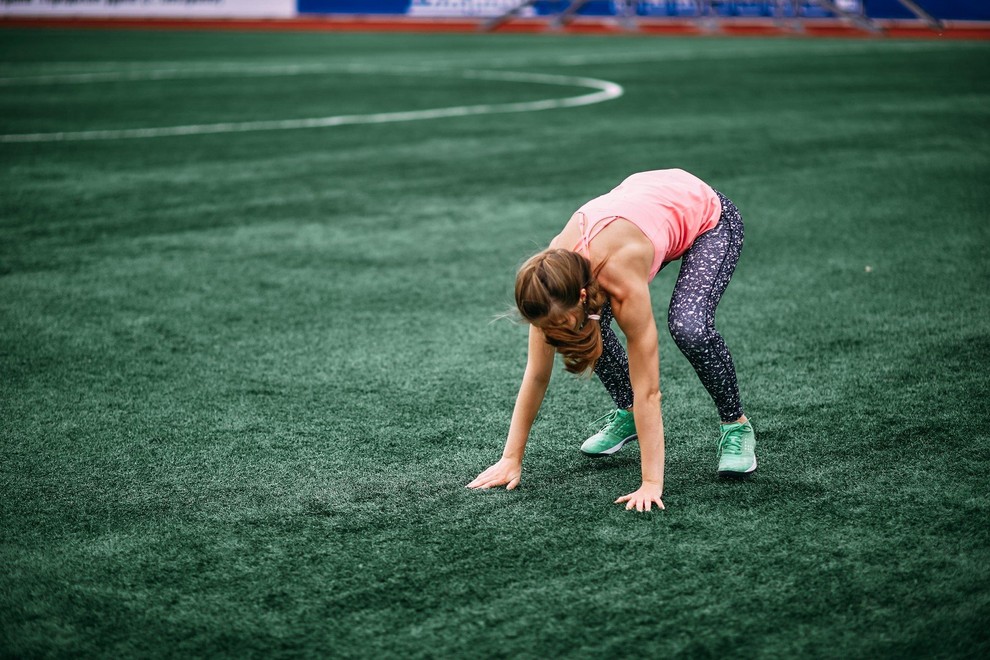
[467,458,522,491]
[615,481,664,512]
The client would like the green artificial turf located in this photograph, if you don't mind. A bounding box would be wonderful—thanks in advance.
[2,29,989,658]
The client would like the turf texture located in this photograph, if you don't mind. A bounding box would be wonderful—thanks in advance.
[1,29,989,658]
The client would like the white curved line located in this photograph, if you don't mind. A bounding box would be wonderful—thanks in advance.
[0,40,954,87]
[0,62,424,86]
[0,70,623,143]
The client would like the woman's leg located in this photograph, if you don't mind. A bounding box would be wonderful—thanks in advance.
[667,191,745,423]
[582,299,637,456]
[593,299,634,410]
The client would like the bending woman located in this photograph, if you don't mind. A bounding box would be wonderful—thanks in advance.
[467,168,757,512]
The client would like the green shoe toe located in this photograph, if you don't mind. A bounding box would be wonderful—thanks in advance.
[717,420,757,477]
[580,409,637,457]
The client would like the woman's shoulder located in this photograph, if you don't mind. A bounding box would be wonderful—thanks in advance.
[548,212,585,250]
[597,242,652,303]
[595,223,653,282]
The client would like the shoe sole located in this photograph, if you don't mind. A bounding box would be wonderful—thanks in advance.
[580,435,638,458]
[717,457,757,478]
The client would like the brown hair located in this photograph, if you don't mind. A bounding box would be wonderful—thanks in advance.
[514,248,607,375]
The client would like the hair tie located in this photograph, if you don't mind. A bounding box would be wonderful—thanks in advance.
[587,314,601,321]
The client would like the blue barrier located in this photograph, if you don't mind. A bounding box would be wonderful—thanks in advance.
[296,1,988,20]
[865,0,990,20]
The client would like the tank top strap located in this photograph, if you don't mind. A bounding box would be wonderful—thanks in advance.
[577,211,592,258]
[574,211,620,259]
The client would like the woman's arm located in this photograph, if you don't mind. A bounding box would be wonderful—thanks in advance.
[610,280,666,511]
[467,324,554,490]
[503,324,555,461]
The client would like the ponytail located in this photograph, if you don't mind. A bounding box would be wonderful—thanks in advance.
[515,249,607,375]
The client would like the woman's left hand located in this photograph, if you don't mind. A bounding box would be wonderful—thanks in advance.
[615,481,665,512]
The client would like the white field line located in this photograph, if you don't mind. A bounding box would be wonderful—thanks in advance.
[0,39,961,85]
[0,38,960,142]
[0,70,623,143]
[0,62,410,86]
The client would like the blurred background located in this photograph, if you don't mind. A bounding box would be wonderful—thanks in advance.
[2,1,989,30]
[2,2,988,658]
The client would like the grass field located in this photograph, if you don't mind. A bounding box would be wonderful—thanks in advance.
[2,28,989,657]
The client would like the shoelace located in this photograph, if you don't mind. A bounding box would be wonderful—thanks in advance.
[719,426,744,456]
[592,410,621,432]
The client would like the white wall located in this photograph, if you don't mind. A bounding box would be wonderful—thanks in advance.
[0,0,296,18]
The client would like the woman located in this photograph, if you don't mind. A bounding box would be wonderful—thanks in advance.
[467,169,756,512]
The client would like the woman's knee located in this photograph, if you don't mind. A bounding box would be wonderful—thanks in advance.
[668,315,710,354]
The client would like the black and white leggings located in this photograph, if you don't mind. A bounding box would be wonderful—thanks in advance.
[593,191,745,423]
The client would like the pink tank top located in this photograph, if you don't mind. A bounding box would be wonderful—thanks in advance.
[573,169,722,281]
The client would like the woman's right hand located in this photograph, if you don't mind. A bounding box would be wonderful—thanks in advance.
[466,457,522,491]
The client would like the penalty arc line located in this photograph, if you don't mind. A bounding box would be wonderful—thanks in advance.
[0,70,623,143]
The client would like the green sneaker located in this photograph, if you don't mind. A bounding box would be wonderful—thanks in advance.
[580,409,637,457]
[717,420,757,477]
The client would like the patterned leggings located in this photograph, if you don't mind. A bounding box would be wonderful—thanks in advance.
[593,191,745,422]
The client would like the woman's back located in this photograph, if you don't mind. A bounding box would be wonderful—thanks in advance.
[575,168,722,279]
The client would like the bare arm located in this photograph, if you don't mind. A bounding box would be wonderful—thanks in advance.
[467,324,554,489]
[502,324,555,461]
[610,278,666,510]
